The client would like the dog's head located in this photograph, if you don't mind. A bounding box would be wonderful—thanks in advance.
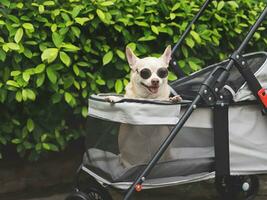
[125,46,171,98]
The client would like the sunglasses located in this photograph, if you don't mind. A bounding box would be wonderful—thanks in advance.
[137,67,168,79]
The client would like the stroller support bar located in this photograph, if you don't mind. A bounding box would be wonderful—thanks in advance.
[227,6,267,113]
[230,52,267,113]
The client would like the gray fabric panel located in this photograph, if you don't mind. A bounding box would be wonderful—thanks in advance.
[172,127,214,147]
[83,148,127,180]
[229,104,267,174]
[117,157,214,182]
[84,148,214,182]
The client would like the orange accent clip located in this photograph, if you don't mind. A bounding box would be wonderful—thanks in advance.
[135,184,143,192]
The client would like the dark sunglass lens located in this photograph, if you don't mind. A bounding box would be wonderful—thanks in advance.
[157,68,168,78]
[140,68,152,79]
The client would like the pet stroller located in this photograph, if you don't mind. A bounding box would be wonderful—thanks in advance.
[66,1,267,200]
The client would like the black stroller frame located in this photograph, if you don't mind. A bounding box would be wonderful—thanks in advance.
[66,1,267,200]
[123,3,267,200]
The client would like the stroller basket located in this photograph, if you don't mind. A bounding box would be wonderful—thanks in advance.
[83,52,267,190]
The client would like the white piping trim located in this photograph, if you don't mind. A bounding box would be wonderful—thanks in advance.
[81,166,215,190]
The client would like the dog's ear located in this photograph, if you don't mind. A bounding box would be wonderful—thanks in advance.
[160,45,172,66]
[126,47,139,70]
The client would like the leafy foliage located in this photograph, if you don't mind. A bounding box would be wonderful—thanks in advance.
[0,0,266,160]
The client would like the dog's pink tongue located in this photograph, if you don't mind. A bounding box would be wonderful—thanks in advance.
[148,86,159,94]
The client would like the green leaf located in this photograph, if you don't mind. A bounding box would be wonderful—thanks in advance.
[96,9,106,22]
[12,139,21,144]
[23,23,34,31]
[181,46,188,58]
[41,48,59,63]
[23,141,33,150]
[100,1,114,6]
[71,6,82,18]
[51,24,57,32]
[35,143,42,151]
[43,1,55,6]
[41,134,48,142]
[61,43,80,52]
[96,78,105,85]
[188,60,200,71]
[46,67,57,84]
[14,28,24,43]
[51,93,62,104]
[127,43,136,51]
[151,25,159,35]
[16,2,24,9]
[71,26,81,38]
[22,89,27,101]
[52,32,64,48]
[227,1,238,9]
[0,49,6,62]
[42,143,59,151]
[26,89,36,100]
[27,118,34,132]
[190,31,201,44]
[138,35,156,41]
[135,21,149,27]
[23,48,32,58]
[82,106,88,117]
[170,13,176,20]
[168,71,177,81]
[11,70,21,76]
[75,17,90,25]
[103,51,113,65]
[39,5,45,13]
[6,43,20,51]
[185,37,195,48]
[1,0,10,7]
[171,3,180,11]
[64,92,73,104]
[60,51,71,66]
[16,91,22,102]
[34,64,46,74]
[73,64,79,76]
[22,72,30,82]
[217,1,225,11]
[0,136,7,145]
[115,79,123,93]
[116,49,125,60]
[6,80,20,88]
[36,74,45,87]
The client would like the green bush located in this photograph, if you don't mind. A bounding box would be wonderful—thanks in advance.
[0,0,266,160]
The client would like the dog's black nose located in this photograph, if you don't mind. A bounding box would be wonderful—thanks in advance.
[151,78,159,85]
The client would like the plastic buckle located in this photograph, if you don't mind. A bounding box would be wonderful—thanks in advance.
[135,184,143,192]
[258,88,267,108]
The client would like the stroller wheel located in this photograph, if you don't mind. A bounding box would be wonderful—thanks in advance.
[65,190,90,200]
[239,175,259,199]
[215,175,259,200]
[86,186,111,200]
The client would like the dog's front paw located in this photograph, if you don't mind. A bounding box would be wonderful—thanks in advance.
[169,95,182,103]
[104,96,122,103]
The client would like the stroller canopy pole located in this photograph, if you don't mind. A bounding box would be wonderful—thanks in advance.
[235,5,267,55]
[123,4,267,200]
[171,0,212,55]
[170,0,212,78]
